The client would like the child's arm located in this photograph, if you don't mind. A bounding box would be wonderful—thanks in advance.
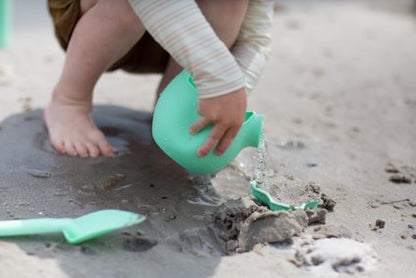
[191,0,274,157]
[128,0,246,98]
[129,0,248,156]
[232,0,274,94]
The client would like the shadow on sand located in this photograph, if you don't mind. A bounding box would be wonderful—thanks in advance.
[0,105,226,277]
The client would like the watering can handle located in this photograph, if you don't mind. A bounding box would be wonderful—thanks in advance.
[0,218,72,236]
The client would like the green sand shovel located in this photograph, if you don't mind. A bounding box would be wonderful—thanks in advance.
[0,209,146,244]
[0,0,12,48]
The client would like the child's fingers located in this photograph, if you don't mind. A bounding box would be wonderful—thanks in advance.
[214,126,240,156]
[197,124,226,157]
[190,116,211,135]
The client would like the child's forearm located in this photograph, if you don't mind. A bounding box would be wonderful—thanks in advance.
[129,0,245,98]
[232,0,274,95]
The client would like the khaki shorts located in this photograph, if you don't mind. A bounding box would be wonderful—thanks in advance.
[48,0,170,73]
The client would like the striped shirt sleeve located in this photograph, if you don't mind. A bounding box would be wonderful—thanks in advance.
[128,0,246,98]
[232,0,274,95]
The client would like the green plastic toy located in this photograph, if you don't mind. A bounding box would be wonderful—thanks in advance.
[251,181,319,211]
[0,0,12,48]
[152,70,264,174]
[0,209,146,244]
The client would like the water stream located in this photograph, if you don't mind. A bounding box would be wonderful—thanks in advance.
[253,132,270,191]
[252,133,320,206]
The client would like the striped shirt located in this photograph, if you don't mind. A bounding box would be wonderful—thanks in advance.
[128,0,273,98]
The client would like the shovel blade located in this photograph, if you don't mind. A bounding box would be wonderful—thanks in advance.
[62,209,145,244]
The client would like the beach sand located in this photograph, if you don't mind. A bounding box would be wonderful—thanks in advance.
[0,0,415,277]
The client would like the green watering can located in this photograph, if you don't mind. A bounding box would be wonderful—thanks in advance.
[152,70,264,174]
[0,0,12,48]
[0,210,146,244]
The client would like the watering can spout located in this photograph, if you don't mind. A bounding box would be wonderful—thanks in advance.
[244,113,264,148]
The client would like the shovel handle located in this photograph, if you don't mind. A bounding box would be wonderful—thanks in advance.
[0,218,72,237]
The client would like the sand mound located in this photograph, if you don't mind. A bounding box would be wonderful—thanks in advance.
[209,198,327,253]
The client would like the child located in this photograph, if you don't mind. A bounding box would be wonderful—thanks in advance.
[46,0,273,158]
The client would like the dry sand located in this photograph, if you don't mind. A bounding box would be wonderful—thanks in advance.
[0,0,415,277]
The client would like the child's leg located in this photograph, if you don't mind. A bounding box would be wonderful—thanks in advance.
[45,0,145,157]
[156,0,249,98]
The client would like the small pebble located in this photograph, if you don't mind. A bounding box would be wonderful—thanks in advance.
[369,202,380,209]
[80,245,95,255]
[163,214,177,222]
[385,164,400,174]
[389,175,411,184]
[319,193,336,212]
[308,182,321,194]
[27,169,52,178]
[102,174,126,190]
[226,240,239,252]
[375,219,385,229]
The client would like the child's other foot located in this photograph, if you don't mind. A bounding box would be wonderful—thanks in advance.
[44,98,114,158]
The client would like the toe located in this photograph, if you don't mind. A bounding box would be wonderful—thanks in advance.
[64,141,78,156]
[98,139,114,157]
[74,142,89,158]
[51,139,65,154]
[85,142,100,158]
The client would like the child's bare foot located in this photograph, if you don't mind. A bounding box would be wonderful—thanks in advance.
[44,96,114,158]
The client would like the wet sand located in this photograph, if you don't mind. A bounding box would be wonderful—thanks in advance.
[1,0,416,277]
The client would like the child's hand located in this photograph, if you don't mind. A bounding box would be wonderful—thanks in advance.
[190,87,247,157]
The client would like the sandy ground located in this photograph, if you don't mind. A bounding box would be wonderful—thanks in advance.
[0,0,415,277]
